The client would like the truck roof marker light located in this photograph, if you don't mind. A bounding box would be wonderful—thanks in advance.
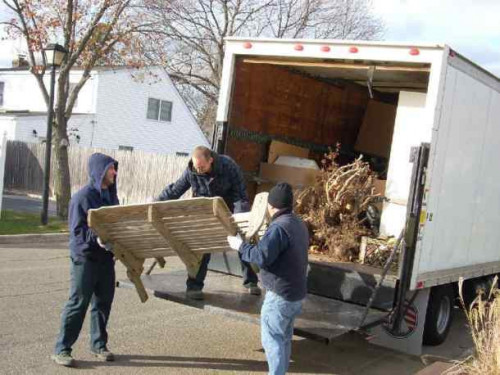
[294,44,304,51]
[409,47,420,56]
[416,281,425,289]
[349,46,359,53]
[320,45,331,52]
[242,42,252,49]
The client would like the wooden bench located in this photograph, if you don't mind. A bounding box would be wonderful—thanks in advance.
[88,193,269,302]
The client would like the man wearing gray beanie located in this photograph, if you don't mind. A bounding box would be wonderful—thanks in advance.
[227,182,309,375]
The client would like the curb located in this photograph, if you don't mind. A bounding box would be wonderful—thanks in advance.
[4,190,57,201]
[0,232,69,244]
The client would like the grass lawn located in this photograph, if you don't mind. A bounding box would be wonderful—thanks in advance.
[0,210,68,235]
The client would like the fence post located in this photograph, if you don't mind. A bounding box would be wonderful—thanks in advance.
[0,132,7,219]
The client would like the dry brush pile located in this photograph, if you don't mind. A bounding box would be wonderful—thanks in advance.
[295,149,382,262]
[362,237,399,269]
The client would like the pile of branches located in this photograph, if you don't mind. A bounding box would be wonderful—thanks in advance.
[361,237,399,270]
[295,149,380,262]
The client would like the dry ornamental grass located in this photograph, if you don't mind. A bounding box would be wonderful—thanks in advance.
[447,276,500,374]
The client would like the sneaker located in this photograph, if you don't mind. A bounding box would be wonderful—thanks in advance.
[186,290,204,300]
[92,348,115,361]
[51,352,75,367]
[247,284,262,296]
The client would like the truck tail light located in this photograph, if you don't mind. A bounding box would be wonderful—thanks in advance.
[409,47,420,56]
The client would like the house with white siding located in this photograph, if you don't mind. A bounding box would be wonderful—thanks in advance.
[0,66,209,154]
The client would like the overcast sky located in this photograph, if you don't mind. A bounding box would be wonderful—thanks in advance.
[372,0,500,75]
[1,1,499,76]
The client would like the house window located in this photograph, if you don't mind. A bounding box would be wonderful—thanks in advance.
[176,152,189,157]
[0,82,4,107]
[147,98,173,122]
[147,98,160,120]
[119,145,134,152]
[159,101,172,121]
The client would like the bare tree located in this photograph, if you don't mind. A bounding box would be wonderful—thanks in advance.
[1,0,153,218]
[143,0,384,135]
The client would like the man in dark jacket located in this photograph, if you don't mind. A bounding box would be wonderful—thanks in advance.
[157,145,260,300]
[227,182,309,375]
[52,153,119,367]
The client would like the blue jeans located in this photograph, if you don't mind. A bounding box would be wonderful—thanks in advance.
[55,257,115,354]
[261,291,303,375]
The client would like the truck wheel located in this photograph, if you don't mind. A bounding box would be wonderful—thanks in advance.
[423,284,454,345]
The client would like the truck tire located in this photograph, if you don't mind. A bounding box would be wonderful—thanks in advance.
[423,284,454,345]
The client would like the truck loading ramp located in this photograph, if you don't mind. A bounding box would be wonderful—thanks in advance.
[118,269,387,343]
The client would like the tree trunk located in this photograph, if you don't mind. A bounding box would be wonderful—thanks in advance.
[53,116,71,219]
[197,100,217,138]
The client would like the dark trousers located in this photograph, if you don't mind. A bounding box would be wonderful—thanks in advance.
[55,257,115,354]
[186,253,258,291]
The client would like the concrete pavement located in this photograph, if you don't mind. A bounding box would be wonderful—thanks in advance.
[0,243,471,374]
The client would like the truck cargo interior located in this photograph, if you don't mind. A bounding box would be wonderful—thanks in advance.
[223,56,431,301]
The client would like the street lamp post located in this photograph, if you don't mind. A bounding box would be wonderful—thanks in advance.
[41,43,67,225]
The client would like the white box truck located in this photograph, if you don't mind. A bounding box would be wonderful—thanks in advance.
[208,38,500,355]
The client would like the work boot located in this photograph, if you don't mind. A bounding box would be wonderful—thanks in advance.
[92,348,115,361]
[51,352,75,367]
[186,289,204,300]
[247,283,262,296]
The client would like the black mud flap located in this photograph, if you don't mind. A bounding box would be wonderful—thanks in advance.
[118,270,387,343]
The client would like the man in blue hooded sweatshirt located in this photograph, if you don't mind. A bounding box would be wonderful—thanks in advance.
[52,153,119,367]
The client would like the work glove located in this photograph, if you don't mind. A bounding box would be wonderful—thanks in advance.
[227,233,243,251]
[97,237,113,252]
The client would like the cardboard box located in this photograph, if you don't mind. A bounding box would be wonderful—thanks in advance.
[268,140,309,164]
[373,179,386,196]
[274,155,319,169]
[259,162,320,188]
[372,178,386,211]
[256,182,274,194]
[355,100,397,158]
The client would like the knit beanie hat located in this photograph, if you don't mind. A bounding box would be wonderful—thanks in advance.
[268,182,294,209]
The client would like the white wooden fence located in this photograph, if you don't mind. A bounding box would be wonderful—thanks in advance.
[3,141,190,205]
